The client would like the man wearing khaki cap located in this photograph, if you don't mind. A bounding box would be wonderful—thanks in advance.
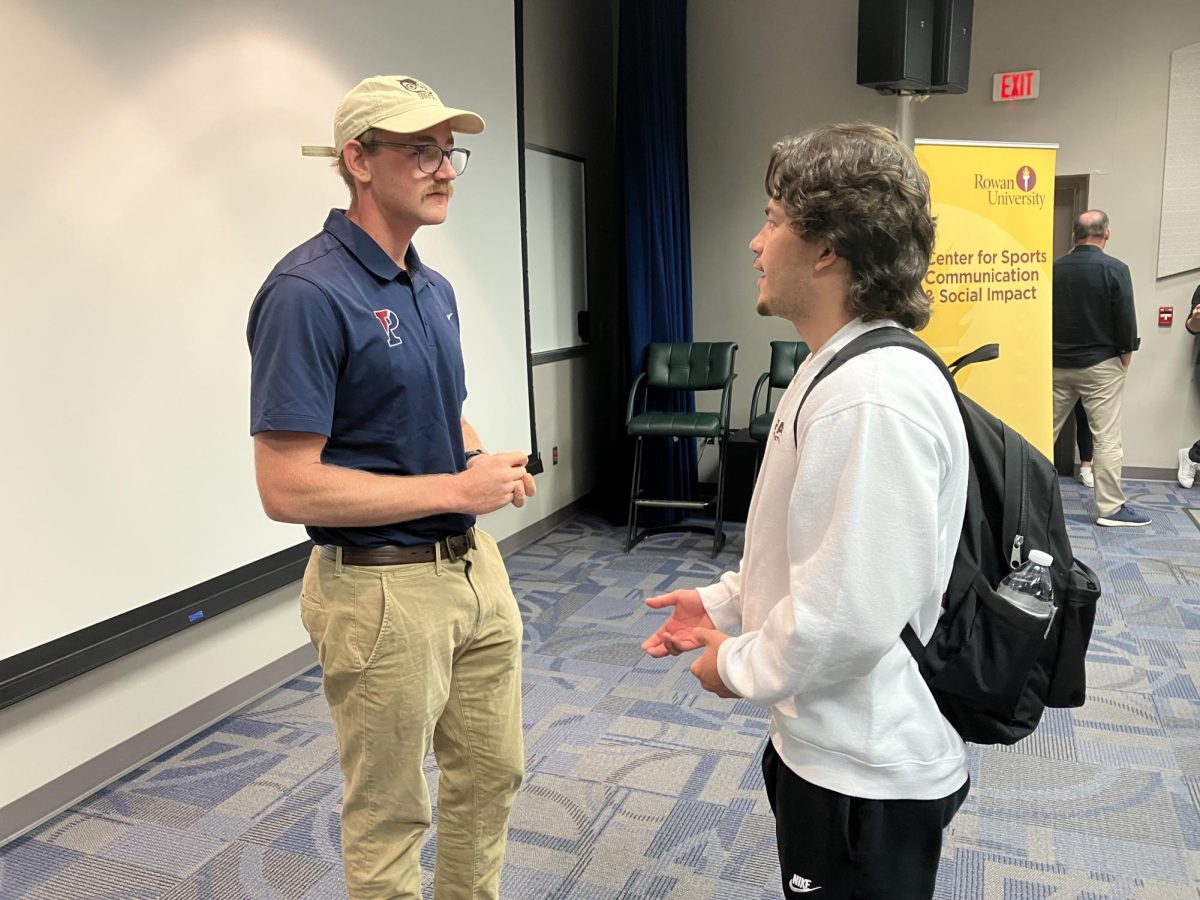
[247,75,534,900]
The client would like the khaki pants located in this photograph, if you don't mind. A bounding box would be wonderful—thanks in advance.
[300,529,524,900]
[1052,357,1127,516]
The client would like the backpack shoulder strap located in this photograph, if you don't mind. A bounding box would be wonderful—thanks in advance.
[795,326,999,671]
[900,624,926,671]
[794,326,960,443]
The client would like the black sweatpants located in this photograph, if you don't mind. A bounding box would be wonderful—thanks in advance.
[761,742,969,899]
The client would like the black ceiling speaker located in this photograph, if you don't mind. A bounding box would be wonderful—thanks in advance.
[857,0,934,94]
[929,0,973,93]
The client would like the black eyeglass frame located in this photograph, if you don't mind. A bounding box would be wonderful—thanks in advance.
[359,141,471,175]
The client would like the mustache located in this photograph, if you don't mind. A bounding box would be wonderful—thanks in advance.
[425,184,454,199]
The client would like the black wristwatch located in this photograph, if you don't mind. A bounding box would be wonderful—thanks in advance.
[464,448,485,462]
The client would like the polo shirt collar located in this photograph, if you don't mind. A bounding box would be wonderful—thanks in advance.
[323,209,429,287]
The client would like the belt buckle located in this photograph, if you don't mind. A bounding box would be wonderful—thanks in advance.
[443,535,462,562]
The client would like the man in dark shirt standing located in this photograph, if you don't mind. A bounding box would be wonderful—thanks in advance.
[248,76,535,899]
[1052,209,1149,526]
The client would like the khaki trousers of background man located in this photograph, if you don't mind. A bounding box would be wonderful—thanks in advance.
[299,529,524,900]
[1052,357,1128,517]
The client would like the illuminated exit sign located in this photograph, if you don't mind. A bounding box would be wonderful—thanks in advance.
[993,70,1040,102]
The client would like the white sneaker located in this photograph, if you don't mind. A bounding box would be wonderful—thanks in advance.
[1178,448,1197,489]
[1078,466,1094,488]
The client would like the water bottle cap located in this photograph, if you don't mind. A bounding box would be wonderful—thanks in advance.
[1028,549,1053,567]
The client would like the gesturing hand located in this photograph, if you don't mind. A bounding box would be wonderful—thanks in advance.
[456,451,528,515]
[690,627,738,698]
[641,589,714,657]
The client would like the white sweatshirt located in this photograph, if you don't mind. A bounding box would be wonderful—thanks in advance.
[699,318,969,800]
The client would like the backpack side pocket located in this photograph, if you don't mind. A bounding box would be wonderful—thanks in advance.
[1043,559,1101,708]
[925,574,1051,744]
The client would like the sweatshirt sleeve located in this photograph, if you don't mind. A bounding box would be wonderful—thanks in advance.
[715,398,949,708]
[697,566,743,634]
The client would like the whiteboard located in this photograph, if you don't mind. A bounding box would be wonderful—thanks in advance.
[525,146,589,352]
[1158,41,1200,278]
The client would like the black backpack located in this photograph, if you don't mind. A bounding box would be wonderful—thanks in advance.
[797,326,1102,745]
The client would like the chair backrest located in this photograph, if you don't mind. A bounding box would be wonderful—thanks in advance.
[644,342,737,390]
[769,340,809,389]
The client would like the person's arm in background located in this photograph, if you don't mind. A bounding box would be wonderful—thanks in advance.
[1187,285,1200,336]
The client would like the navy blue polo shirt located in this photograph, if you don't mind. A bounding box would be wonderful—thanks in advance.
[247,209,473,547]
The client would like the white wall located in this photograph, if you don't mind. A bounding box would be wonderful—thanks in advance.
[1,0,620,841]
[0,0,605,837]
[916,0,1200,468]
[530,358,600,511]
[688,0,1200,470]
[687,0,893,429]
[520,0,619,518]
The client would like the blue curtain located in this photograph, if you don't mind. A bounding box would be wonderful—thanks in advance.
[619,0,696,513]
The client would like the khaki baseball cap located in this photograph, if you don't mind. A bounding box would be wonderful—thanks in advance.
[301,75,485,158]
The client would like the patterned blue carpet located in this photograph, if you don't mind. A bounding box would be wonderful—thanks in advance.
[2,477,1199,898]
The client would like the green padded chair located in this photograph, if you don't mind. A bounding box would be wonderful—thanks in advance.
[748,340,809,475]
[625,341,737,556]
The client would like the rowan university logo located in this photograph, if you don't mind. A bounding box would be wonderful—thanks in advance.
[373,309,403,346]
[1016,165,1037,192]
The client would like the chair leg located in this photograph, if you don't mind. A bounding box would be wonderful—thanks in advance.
[626,437,644,551]
[712,432,729,556]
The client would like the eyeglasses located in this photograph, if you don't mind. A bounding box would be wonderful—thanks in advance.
[361,141,471,176]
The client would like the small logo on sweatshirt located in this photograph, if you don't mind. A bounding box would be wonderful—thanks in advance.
[772,418,785,442]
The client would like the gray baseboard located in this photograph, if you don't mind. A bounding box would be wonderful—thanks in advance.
[0,643,317,847]
[1123,468,1177,481]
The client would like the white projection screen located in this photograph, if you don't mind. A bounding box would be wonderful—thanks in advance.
[0,0,533,694]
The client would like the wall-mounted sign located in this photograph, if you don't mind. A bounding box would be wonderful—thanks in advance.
[993,70,1040,102]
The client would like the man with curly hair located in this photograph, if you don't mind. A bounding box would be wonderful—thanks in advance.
[642,124,969,899]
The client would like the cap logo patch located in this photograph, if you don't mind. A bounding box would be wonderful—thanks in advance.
[396,78,436,100]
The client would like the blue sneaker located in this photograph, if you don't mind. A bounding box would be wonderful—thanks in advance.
[1096,504,1151,527]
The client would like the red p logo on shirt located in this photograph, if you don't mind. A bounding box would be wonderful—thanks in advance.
[373,309,403,347]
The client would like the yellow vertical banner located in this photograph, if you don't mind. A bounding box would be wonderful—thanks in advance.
[914,141,1058,456]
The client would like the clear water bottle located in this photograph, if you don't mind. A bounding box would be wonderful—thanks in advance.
[996,549,1055,620]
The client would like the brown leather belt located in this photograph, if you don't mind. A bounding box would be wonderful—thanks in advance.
[319,531,476,565]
